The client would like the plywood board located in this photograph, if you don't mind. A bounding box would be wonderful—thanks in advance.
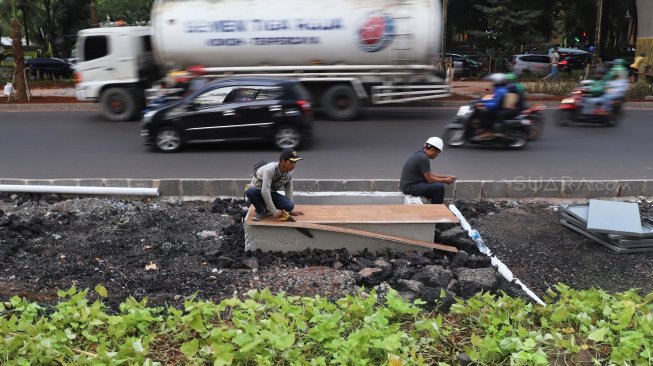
[587,200,643,236]
[245,204,459,225]
[251,219,458,253]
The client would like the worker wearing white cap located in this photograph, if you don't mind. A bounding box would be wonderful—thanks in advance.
[399,137,456,204]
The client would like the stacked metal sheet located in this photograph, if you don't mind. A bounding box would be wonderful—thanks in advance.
[559,199,653,253]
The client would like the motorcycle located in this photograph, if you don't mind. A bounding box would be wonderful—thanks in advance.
[443,101,545,150]
[556,82,624,127]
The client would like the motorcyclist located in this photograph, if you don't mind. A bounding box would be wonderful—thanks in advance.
[505,72,527,114]
[584,61,628,115]
[474,73,511,140]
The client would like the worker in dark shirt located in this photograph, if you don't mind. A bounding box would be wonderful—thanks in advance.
[400,137,456,204]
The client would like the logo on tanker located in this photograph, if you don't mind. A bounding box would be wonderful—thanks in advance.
[357,11,395,52]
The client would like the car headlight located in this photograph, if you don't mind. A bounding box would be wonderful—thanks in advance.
[456,105,472,117]
[142,110,156,123]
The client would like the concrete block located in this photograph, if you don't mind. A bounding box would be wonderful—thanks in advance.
[128,179,156,189]
[245,219,434,254]
[344,180,372,191]
[371,180,399,192]
[454,181,482,201]
[482,181,509,199]
[586,180,620,198]
[52,179,80,187]
[562,180,591,198]
[103,179,129,188]
[181,179,214,196]
[0,179,26,185]
[77,179,103,187]
[508,180,538,198]
[643,181,653,198]
[535,180,563,198]
[205,179,245,197]
[444,183,455,199]
[25,179,53,186]
[562,180,619,199]
[316,179,345,192]
[158,179,183,196]
[293,180,317,192]
[618,180,646,197]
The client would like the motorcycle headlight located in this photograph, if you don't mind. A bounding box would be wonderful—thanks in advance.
[456,105,472,117]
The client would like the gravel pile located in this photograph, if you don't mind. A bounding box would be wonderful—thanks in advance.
[1,194,651,311]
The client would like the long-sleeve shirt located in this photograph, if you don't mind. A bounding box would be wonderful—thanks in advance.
[248,162,293,215]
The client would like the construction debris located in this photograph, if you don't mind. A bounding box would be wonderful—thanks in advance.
[559,199,653,253]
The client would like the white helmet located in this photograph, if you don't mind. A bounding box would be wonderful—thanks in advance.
[487,72,507,85]
[425,137,444,152]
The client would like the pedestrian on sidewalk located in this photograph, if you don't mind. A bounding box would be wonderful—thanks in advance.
[629,52,648,83]
[400,137,456,204]
[245,149,305,221]
[543,47,560,81]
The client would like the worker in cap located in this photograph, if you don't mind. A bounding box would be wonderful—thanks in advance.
[399,137,456,204]
[246,149,305,221]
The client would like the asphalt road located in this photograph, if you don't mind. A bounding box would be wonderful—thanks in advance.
[1,108,652,181]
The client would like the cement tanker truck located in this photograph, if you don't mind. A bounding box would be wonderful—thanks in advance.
[74,0,450,121]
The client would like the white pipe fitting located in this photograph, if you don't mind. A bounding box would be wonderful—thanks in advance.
[0,185,159,196]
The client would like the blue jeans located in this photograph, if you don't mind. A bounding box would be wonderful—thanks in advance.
[245,186,295,214]
[404,182,445,204]
[545,65,559,80]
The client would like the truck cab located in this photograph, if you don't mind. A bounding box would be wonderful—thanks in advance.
[75,26,160,121]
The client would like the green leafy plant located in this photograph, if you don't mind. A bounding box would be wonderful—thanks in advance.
[1,283,652,365]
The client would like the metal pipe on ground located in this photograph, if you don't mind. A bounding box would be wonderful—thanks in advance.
[0,185,159,196]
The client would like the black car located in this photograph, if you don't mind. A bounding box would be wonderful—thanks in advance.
[140,77,314,153]
[25,57,74,79]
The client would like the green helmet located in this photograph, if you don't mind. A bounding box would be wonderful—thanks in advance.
[613,59,627,67]
[505,73,517,82]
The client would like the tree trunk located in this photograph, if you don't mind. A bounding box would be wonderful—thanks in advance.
[21,7,30,46]
[11,18,28,102]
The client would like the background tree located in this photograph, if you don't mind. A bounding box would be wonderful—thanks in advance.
[8,0,28,101]
[96,0,154,25]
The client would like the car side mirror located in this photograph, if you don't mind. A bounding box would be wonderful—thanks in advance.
[186,102,199,111]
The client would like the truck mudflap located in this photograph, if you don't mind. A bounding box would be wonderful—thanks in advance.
[370,84,452,104]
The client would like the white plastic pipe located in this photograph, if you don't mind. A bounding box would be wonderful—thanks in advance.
[0,185,159,196]
[449,204,545,306]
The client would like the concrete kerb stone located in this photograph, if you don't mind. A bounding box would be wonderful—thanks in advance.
[618,180,647,197]
[2,178,653,199]
[481,180,510,199]
[454,181,482,201]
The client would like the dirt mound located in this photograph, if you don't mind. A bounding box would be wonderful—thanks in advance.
[1,194,652,310]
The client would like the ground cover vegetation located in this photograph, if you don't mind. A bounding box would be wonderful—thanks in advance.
[2,285,652,365]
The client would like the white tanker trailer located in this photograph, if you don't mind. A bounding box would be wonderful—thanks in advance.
[75,0,450,121]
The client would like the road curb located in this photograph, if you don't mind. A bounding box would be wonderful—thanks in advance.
[2,178,652,199]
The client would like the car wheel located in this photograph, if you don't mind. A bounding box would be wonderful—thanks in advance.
[321,84,361,121]
[506,130,528,150]
[273,125,301,150]
[443,128,467,147]
[100,87,139,122]
[155,127,182,153]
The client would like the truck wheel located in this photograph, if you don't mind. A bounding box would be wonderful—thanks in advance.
[155,127,182,153]
[273,125,302,150]
[321,85,361,121]
[100,88,138,122]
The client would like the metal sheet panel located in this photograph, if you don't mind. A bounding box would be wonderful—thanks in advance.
[586,200,643,236]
